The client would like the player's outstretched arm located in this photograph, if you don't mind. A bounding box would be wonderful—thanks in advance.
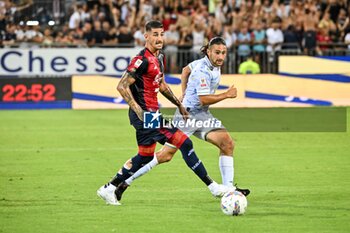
[117,72,144,121]
[199,85,237,106]
[159,78,189,119]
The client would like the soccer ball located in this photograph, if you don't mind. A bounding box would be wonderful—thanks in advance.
[221,191,248,216]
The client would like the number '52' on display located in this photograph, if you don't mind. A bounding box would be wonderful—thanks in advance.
[2,84,56,102]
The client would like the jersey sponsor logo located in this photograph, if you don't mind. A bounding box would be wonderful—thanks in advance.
[134,59,143,68]
[200,78,208,87]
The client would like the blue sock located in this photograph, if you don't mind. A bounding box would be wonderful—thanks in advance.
[111,154,153,186]
[179,138,213,186]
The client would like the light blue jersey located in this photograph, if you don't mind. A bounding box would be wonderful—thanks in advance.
[183,56,221,111]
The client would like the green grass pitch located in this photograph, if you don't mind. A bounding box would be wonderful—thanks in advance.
[0,108,349,233]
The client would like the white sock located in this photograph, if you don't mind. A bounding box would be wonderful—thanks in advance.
[219,155,234,186]
[125,155,159,185]
[207,181,218,191]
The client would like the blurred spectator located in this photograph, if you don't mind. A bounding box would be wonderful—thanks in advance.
[110,7,120,28]
[303,7,318,55]
[328,0,344,23]
[42,27,54,47]
[25,25,43,43]
[316,28,332,54]
[176,8,192,29]
[238,56,261,74]
[2,23,16,46]
[318,11,336,32]
[92,21,106,45]
[178,26,193,49]
[140,0,153,22]
[237,21,251,58]
[252,21,266,53]
[81,2,92,24]
[55,31,72,45]
[230,24,238,46]
[262,0,273,14]
[162,12,171,31]
[191,23,205,60]
[192,4,206,26]
[0,0,33,24]
[319,9,338,43]
[337,8,349,39]
[178,26,193,68]
[211,17,224,37]
[214,0,226,24]
[205,14,216,39]
[283,25,299,50]
[119,0,131,25]
[164,24,179,73]
[0,10,6,35]
[69,3,84,30]
[14,24,26,42]
[70,28,84,46]
[345,31,350,52]
[116,24,134,46]
[276,0,290,19]
[82,22,94,47]
[266,17,284,54]
[89,4,99,23]
[95,0,113,25]
[61,24,70,37]
[222,24,234,49]
[102,21,117,45]
[133,23,146,48]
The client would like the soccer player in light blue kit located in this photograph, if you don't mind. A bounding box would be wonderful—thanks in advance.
[176,37,247,189]
[114,37,250,201]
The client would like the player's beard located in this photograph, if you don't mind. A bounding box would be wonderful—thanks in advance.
[154,41,163,50]
[217,60,223,65]
[213,59,224,67]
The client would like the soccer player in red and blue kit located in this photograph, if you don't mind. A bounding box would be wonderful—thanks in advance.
[97,20,230,205]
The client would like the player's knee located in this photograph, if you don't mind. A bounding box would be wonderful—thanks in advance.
[156,151,173,163]
[220,137,234,155]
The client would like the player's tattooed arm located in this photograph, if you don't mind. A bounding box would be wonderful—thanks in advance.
[160,79,189,120]
[117,72,144,121]
[159,80,181,107]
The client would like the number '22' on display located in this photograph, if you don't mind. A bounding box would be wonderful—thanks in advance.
[2,84,56,102]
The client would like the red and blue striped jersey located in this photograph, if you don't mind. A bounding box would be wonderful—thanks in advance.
[126,48,165,112]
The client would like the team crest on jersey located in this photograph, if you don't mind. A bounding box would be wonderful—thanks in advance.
[134,59,143,68]
[200,78,207,87]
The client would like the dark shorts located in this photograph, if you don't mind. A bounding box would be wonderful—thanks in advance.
[128,109,188,156]
[304,30,317,50]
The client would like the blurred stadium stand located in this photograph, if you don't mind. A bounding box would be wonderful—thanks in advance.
[1,0,350,74]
